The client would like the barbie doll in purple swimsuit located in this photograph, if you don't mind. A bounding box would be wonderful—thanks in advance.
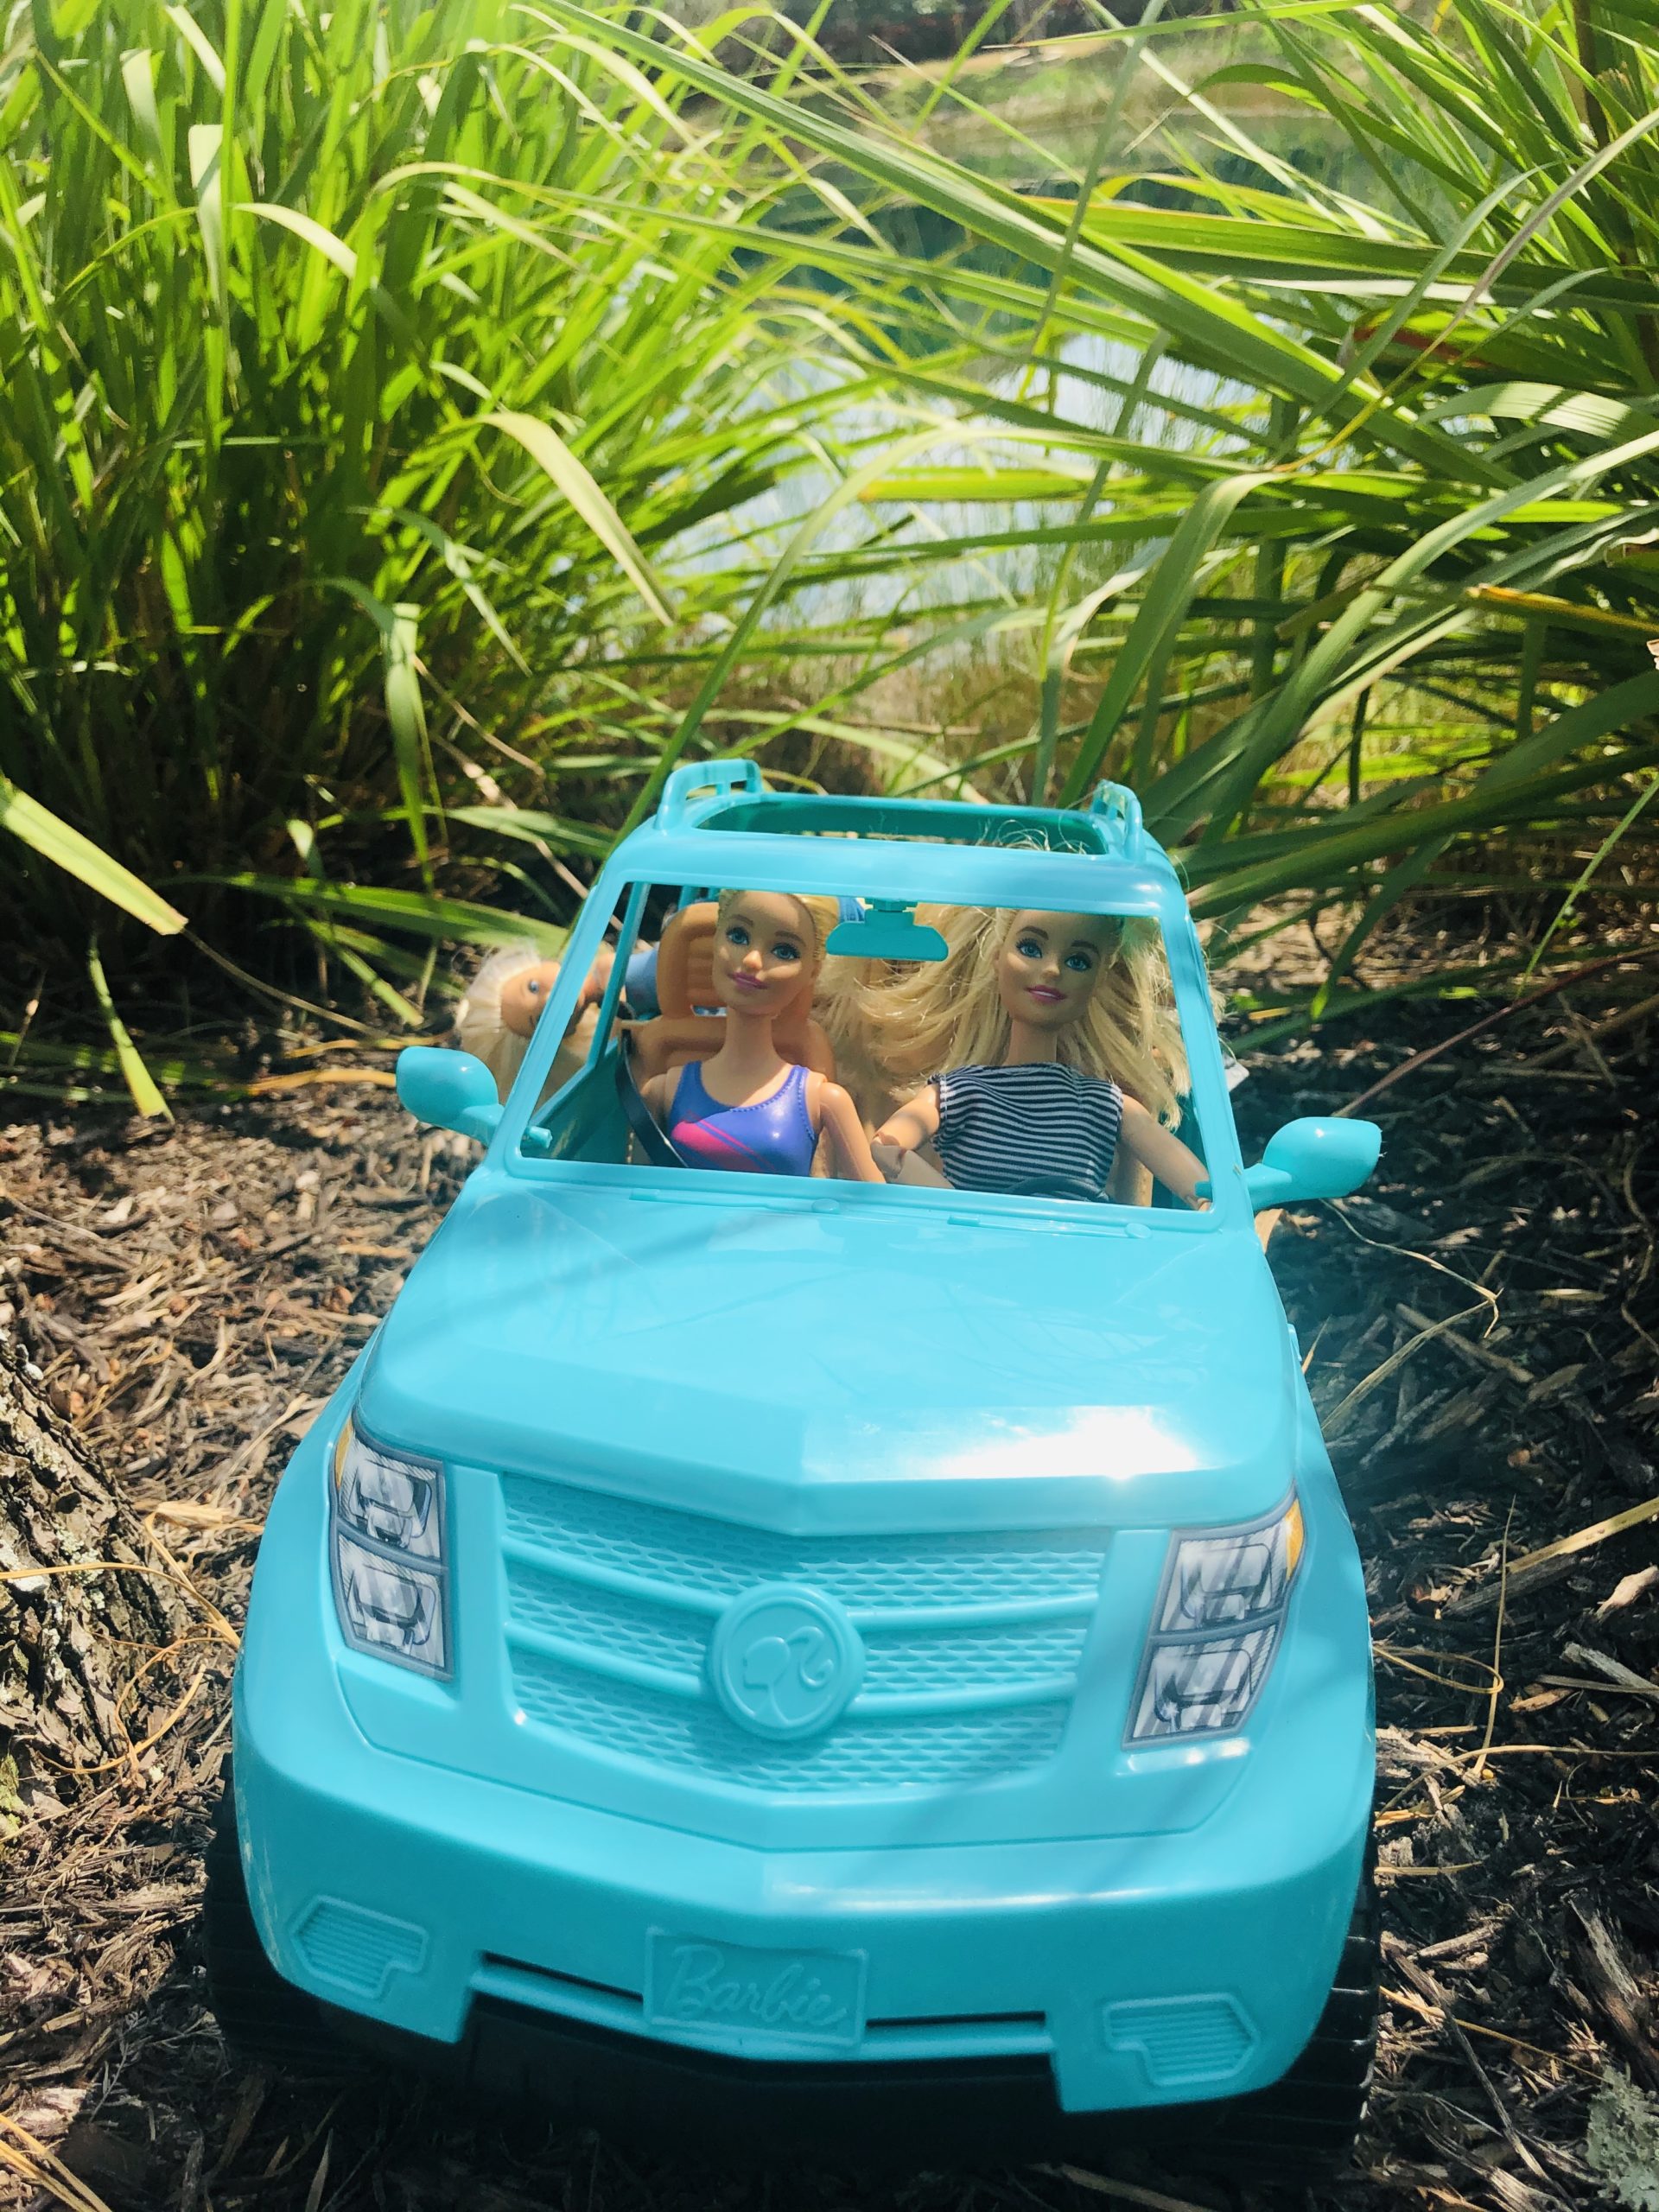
[639,890,884,1184]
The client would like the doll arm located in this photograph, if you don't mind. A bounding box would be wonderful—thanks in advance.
[812,1077,887,1184]
[639,1069,673,1124]
[575,943,615,1014]
[873,1083,941,1156]
[871,1084,943,1185]
[1116,1096,1211,1210]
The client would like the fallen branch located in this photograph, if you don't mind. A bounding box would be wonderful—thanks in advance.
[1444,1491,1659,1618]
[1567,1897,1659,2091]
[1321,1300,1494,1435]
[1386,1939,1554,2185]
[1560,1641,1659,1703]
[1529,987,1659,1068]
[247,1067,397,1095]
[0,2113,118,2212]
[1040,2170,1220,2212]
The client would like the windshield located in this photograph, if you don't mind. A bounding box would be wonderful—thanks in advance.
[500,878,1217,1214]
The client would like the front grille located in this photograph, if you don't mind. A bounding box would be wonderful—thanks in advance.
[512,1647,1071,1787]
[503,1476,1105,1607]
[499,1473,1103,1795]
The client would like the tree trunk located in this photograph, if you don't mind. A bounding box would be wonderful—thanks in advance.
[0,1334,190,1823]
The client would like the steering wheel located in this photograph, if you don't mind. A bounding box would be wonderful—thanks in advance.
[1001,1173,1104,1205]
[613,1031,695,1171]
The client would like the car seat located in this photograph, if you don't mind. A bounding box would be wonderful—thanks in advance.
[624,902,836,1083]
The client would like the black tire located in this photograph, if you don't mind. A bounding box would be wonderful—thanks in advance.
[1159,1827,1381,2181]
[201,1770,342,2069]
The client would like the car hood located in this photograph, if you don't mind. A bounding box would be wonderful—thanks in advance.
[356,1173,1300,1532]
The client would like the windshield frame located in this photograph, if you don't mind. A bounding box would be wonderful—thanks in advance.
[491,843,1246,1232]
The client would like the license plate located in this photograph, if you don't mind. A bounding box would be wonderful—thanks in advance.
[645,1931,867,2050]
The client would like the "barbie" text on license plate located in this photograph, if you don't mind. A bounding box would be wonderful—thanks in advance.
[645,1931,867,2050]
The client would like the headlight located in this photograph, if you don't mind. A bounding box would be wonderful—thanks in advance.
[330,1418,449,1676]
[1130,1497,1302,1742]
[334,1421,442,1559]
[1158,1498,1302,1635]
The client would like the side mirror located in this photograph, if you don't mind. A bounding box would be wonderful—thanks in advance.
[1243,1116,1380,1211]
[396,1047,503,1144]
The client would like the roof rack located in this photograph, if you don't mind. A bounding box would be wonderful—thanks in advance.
[1088,781,1145,861]
[652,764,1141,857]
[656,759,766,830]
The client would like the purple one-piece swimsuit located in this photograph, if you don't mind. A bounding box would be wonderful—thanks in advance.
[668,1059,817,1176]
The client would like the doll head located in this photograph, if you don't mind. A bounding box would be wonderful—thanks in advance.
[454,941,598,1104]
[455,941,544,1096]
[498,959,563,1039]
[711,889,839,1020]
[995,910,1119,1039]
[849,903,1188,1126]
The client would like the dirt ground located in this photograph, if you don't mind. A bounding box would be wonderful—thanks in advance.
[2,946,1656,2212]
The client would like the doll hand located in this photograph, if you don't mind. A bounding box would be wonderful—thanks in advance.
[872,1142,905,1183]
[574,944,616,1015]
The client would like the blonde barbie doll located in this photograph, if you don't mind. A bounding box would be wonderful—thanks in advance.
[861,906,1206,1206]
[640,891,883,1183]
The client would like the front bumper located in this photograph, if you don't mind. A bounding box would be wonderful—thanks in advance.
[235,1416,1374,2126]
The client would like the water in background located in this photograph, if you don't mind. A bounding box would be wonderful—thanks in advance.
[686,28,1358,627]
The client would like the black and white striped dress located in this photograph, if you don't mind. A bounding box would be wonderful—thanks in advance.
[931,1063,1125,1199]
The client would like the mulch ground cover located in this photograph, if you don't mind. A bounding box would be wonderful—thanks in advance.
[2,947,1656,2212]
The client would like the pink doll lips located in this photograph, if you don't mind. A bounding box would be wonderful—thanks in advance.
[1028,985,1065,1004]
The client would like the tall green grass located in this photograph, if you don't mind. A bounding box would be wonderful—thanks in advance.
[4,0,1657,1101]
[0,0,923,983]
[609,0,1659,993]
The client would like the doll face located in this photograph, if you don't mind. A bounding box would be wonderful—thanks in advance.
[712,893,817,1016]
[995,910,1116,1033]
[499,960,563,1039]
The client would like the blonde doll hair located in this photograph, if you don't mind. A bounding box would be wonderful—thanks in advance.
[846,904,1189,1127]
[812,950,900,1132]
[455,941,543,1099]
[454,940,599,1105]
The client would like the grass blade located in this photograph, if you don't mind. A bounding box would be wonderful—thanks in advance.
[86,938,171,1119]
[1,778,187,934]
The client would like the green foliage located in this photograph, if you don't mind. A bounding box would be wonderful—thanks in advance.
[1588,2069,1659,2212]
[0,0,871,949]
[4,0,1658,1072]
[632,0,1659,964]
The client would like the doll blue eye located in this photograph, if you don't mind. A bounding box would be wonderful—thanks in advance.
[727,924,750,947]
[772,941,801,963]
[1016,937,1043,958]
[1065,950,1095,973]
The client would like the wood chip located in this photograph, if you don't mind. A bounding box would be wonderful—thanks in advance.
[1560,1641,1659,1702]
[1567,1898,1659,2090]
[1446,1491,1659,1618]
[1595,1565,1659,1619]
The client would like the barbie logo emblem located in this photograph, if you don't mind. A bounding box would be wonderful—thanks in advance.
[708,1585,865,1740]
[646,1932,867,2048]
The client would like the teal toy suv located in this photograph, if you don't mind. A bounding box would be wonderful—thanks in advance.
[207,763,1382,2176]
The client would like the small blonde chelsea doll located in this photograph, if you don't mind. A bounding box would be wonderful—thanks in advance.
[454,941,615,1103]
[864,906,1209,1208]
